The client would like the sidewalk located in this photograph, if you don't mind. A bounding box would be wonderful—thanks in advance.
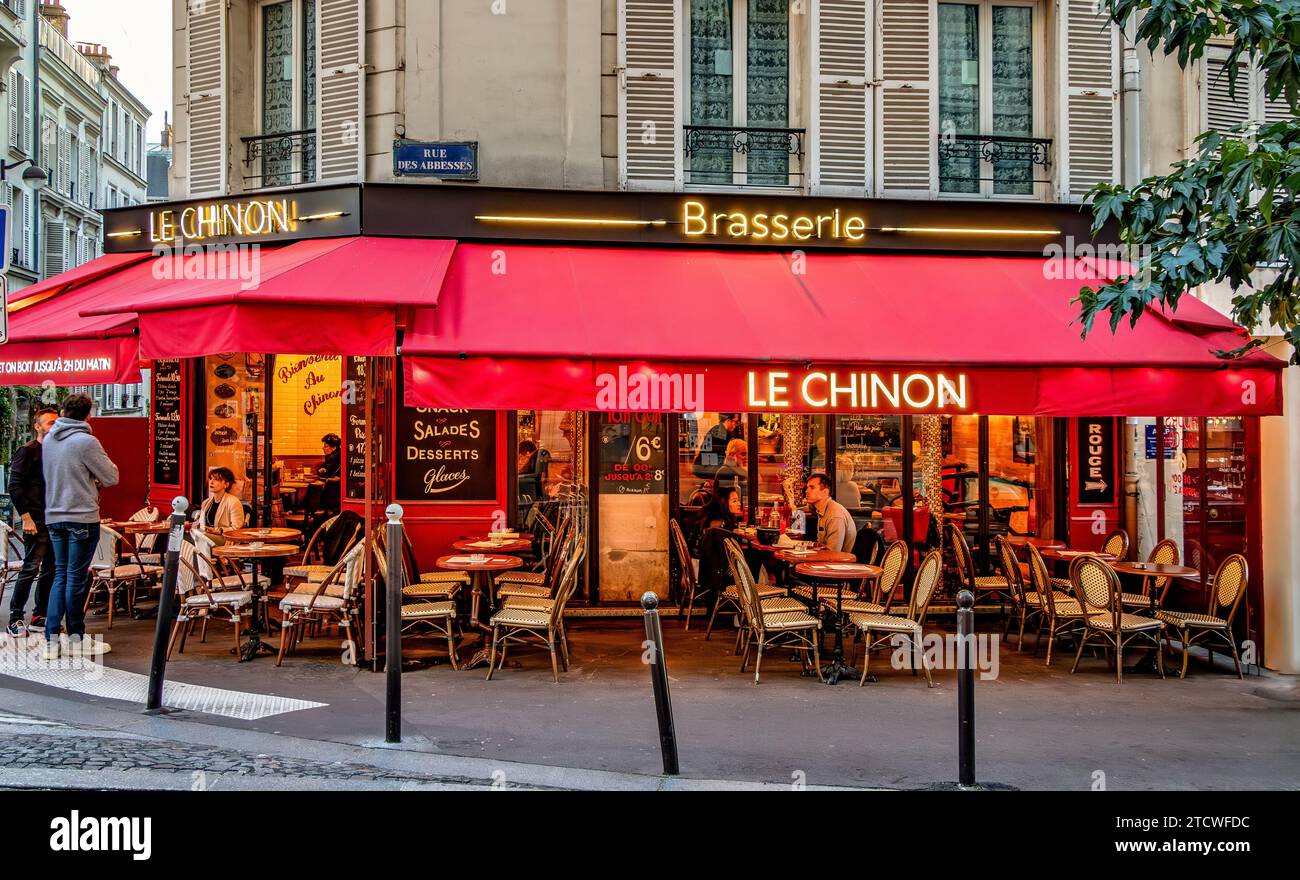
[2,617,1298,790]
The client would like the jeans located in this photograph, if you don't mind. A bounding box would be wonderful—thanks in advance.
[8,524,53,622]
[46,522,100,641]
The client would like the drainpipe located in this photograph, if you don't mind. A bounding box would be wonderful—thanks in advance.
[29,1,39,277]
[1120,14,1142,186]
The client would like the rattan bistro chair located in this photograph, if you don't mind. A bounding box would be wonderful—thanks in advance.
[669,518,705,626]
[705,536,787,644]
[485,547,583,682]
[1025,543,1087,665]
[847,548,943,687]
[0,522,26,608]
[1069,555,1165,683]
[369,539,462,669]
[1102,528,1130,561]
[840,540,909,645]
[276,540,366,666]
[167,541,254,659]
[86,526,162,627]
[724,539,822,684]
[497,518,575,603]
[1120,538,1179,611]
[948,522,1011,613]
[1156,554,1248,679]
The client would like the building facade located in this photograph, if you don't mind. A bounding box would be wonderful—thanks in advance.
[0,1,151,417]
[152,0,1292,670]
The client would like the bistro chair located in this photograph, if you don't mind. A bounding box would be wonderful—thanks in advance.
[373,538,462,668]
[1068,555,1165,683]
[947,522,1011,614]
[86,526,162,627]
[669,517,708,627]
[485,545,584,682]
[396,523,474,598]
[277,540,366,666]
[995,535,1032,648]
[846,548,943,687]
[282,514,341,582]
[837,539,909,626]
[1024,543,1087,665]
[1156,554,1248,679]
[497,517,574,602]
[1120,538,1179,611]
[128,506,163,565]
[1102,528,1130,561]
[705,537,787,644]
[724,539,822,684]
[167,540,254,660]
[0,522,26,608]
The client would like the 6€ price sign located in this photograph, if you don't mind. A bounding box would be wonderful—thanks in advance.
[598,413,667,495]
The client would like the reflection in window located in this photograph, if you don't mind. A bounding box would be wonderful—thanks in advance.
[835,416,902,537]
[756,414,823,531]
[678,411,745,512]
[516,411,584,516]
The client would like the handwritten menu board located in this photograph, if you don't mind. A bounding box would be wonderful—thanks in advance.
[597,413,667,495]
[344,357,368,500]
[395,405,496,502]
[152,359,183,486]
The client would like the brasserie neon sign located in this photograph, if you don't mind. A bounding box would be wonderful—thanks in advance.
[148,198,298,244]
[748,370,970,411]
[684,199,868,243]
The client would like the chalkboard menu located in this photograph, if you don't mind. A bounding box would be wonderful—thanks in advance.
[597,413,667,495]
[152,359,183,486]
[395,405,496,502]
[344,357,368,500]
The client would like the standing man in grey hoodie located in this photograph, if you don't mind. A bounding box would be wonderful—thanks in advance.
[42,394,119,658]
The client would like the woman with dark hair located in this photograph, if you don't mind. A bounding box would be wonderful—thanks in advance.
[199,466,245,541]
[317,433,342,480]
[695,486,748,600]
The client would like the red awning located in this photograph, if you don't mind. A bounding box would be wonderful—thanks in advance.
[1,254,156,385]
[401,244,1285,416]
[80,237,455,358]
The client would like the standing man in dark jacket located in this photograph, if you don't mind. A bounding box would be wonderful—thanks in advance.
[6,407,58,636]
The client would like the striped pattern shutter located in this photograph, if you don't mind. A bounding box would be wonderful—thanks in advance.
[1059,0,1119,201]
[7,71,15,150]
[44,220,65,279]
[17,188,27,268]
[317,0,366,181]
[619,0,680,190]
[19,73,29,153]
[186,0,227,196]
[58,127,70,196]
[812,0,872,195]
[1203,49,1251,134]
[877,0,934,197]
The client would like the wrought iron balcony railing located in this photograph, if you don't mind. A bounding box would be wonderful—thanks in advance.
[241,129,317,187]
[937,134,1052,184]
[683,125,806,187]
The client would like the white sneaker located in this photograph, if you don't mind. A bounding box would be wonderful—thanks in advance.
[41,639,60,660]
[67,636,111,657]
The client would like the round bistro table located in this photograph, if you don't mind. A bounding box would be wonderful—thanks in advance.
[213,543,299,661]
[795,561,883,685]
[435,554,524,670]
[451,537,533,554]
[225,527,302,544]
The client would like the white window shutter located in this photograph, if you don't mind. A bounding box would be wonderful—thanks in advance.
[619,0,681,191]
[186,0,227,196]
[3,184,10,267]
[19,74,29,154]
[58,128,70,195]
[317,0,365,182]
[18,189,28,268]
[811,0,872,195]
[44,220,66,278]
[80,142,90,205]
[7,71,16,151]
[877,0,934,197]
[1059,0,1119,202]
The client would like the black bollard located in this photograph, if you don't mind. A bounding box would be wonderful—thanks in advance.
[145,497,190,713]
[641,591,679,776]
[956,589,976,787]
[385,503,404,743]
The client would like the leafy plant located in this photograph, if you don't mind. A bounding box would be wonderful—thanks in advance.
[1079,0,1300,363]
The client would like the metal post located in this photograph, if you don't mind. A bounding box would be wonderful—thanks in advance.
[145,497,189,713]
[956,589,976,787]
[384,503,404,743]
[641,592,679,775]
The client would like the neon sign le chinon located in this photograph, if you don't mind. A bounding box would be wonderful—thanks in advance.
[747,369,970,411]
[148,198,299,244]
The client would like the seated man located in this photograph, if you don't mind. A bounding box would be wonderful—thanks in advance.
[804,472,857,553]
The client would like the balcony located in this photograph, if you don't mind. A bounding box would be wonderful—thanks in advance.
[241,129,317,188]
[683,125,805,189]
[937,134,1053,192]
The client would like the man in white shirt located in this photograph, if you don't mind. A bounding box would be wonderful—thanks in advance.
[805,472,857,553]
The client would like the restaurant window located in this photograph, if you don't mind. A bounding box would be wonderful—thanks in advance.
[688,0,791,186]
[755,414,824,531]
[835,415,903,535]
[515,411,586,523]
[987,415,1052,537]
[677,411,746,514]
[202,354,268,509]
[260,0,317,187]
[938,1,1036,195]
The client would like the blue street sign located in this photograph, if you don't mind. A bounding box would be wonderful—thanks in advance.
[393,140,478,180]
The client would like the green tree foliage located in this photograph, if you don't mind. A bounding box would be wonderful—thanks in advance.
[1079,1,1300,362]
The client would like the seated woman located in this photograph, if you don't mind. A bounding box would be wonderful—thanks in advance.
[694,486,763,598]
[317,433,342,480]
[199,466,246,543]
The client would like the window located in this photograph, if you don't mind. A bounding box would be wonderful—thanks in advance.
[110,101,119,158]
[260,0,317,186]
[688,0,791,186]
[835,415,904,532]
[938,1,1036,195]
